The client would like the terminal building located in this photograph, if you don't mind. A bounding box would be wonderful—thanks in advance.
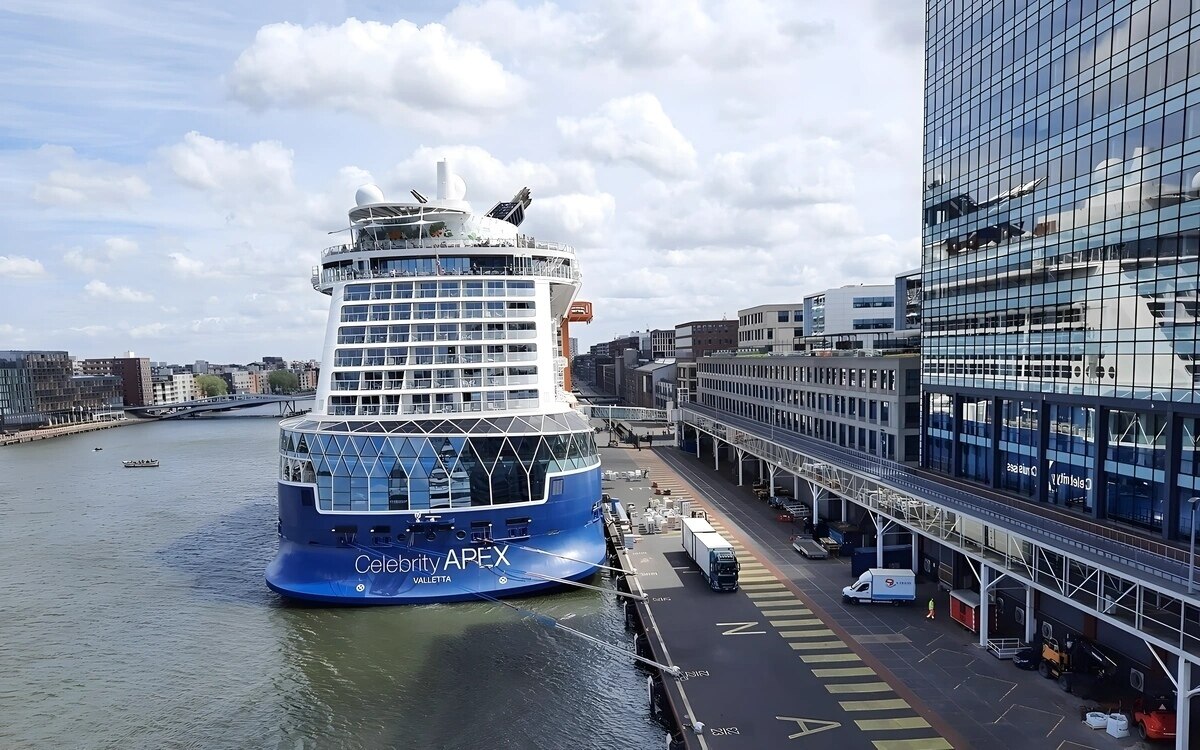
[672,2,1200,741]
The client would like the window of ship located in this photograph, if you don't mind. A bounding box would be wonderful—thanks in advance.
[344,284,371,301]
[280,431,599,511]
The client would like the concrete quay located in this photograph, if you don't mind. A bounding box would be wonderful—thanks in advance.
[0,418,147,447]
[601,441,1154,749]
[601,444,961,750]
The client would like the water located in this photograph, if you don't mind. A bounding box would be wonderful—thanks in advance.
[0,411,662,749]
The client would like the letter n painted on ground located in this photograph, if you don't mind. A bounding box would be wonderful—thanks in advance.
[775,716,841,739]
[716,621,765,635]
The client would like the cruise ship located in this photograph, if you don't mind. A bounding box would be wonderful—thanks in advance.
[266,161,605,604]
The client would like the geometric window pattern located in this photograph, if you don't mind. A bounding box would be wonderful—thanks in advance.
[280,429,598,512]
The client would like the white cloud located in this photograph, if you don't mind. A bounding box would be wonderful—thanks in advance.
[227,19,525,131]
[536,193,616,246]
[446,0,828,70]
[63,237,139,273]
[165,131,294,193]
[0,255,47,278]
[167,252,215,278]
[69,325,111,336]
[709,137,854,208]
[558,94,697,178]
[84,279,153,303]
[31,146,150,206]
[129,322,169,338]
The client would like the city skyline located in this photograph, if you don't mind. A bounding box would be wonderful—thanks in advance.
[0,0,924,361]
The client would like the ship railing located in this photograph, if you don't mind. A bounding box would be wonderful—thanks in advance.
[313,264,580,289]
[328,400,545,417]
[322,238,574,258]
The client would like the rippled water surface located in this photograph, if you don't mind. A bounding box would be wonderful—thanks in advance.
[0,413,660,749]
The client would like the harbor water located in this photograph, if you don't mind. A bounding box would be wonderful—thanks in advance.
[0,410,662,749]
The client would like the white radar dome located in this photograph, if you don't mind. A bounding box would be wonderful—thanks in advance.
[355,184,385,206]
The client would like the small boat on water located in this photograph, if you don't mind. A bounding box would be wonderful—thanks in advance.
[93,447,103,451]
[123,459,159,468]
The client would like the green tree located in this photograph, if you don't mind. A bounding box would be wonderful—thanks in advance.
[195,374,229,397]
[268,370,300,394]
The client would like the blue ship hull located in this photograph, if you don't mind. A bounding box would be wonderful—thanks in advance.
[265,467,606,604]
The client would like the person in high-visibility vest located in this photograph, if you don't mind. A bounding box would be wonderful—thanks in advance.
[926,597,936,620]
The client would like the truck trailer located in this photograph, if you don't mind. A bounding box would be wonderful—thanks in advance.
[681,518,740,591]
[841,569,917,605]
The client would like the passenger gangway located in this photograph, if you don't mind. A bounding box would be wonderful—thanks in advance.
[580,405,669,423]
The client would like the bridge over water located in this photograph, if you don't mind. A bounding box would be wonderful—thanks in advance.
[126,393,314,419]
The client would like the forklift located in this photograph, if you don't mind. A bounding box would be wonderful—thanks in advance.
[1038,633,1118,699]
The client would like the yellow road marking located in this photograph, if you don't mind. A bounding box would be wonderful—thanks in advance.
[769,618,823,627]
[825,682,892,694]
[856,717,931,731]
[789,641,848,651]
[778,628,837,639]
[746,590,796,600]
[839,698,909,711]
[870,739,953,750]
[812,667,876,678]
[800,653,862,664]
[754,599,803,608]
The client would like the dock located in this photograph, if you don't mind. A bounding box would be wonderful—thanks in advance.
[601,445,958,750]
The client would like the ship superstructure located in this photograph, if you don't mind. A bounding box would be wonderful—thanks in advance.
[266,161,604,603]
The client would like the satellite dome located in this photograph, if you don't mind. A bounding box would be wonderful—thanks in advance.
[355,184,385,206]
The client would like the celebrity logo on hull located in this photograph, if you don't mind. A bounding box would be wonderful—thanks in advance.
[354,545,511,575]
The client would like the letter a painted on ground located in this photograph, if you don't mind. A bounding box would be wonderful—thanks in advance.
[775,716,841,739]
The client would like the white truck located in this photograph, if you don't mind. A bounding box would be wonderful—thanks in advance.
[682,517,740,591]
[842,568,916,605]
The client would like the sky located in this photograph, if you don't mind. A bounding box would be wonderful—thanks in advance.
[0,0,925,364]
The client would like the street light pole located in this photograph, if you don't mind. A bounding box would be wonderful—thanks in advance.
[1189,497,1200,595]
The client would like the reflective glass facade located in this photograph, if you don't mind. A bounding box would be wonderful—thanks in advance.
[279,428,599,512]
[922,0,1200,542]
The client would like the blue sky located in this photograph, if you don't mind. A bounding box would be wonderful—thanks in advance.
[0,0,924,362]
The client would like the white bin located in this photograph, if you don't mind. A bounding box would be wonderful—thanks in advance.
[1104,713,1129,738]
[1083,711,1108,730]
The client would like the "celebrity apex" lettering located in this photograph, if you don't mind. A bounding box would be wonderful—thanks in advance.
[354,545,511,575]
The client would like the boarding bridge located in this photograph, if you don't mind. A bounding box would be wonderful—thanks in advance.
[581,405,670,422]
[680,402,1200,746]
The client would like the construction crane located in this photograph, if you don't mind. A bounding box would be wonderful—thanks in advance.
[561,301,592,392]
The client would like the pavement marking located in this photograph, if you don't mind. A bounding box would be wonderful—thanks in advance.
[761,608,811,617]
[800,653,863,664]
[738,574,778,584]
[768,618,823,627]
[739,582,788,591]
[855,717,932,731]
[745,590,796,600]
[811,667,877,678]
[789,640,849,651]
[778,628,837,638]
[839,698,910,712]
[854,633,912,644]
[753,599,804,608]
[869,739,954,750]
[825,681,893,694]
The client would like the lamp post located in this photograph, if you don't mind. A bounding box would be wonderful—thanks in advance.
[1189,497,1200,595]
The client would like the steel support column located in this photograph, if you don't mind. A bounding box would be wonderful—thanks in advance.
[1025,585,1036,644]
[979,564,990,649]
[695,426,701,458]
[1177,658,1192,750]
[767,464,778,495]
[736,448,745,486]
[713,437,720,470]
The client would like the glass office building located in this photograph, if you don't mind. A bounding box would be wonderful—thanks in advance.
[922,0,1200,542]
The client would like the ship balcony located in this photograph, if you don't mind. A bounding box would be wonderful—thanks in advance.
[322,237,575,259]
[325,397,541,417]
[312,262,581,292]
